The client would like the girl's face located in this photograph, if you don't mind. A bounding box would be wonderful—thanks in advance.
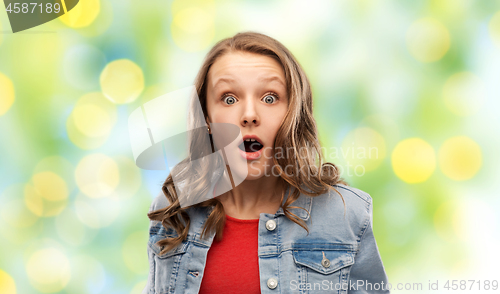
[206,51,288,180]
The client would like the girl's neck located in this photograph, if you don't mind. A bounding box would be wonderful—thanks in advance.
[216,176,286,219]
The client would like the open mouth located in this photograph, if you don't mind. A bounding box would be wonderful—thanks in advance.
[238,138,264,153]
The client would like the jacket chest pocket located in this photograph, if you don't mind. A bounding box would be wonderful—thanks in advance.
[149,235,188,294]
[292,243,355,293]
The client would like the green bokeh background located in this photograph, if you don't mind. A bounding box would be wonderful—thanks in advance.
[1,0,500,293]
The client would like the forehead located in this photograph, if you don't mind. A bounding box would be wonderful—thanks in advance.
[207,51,286,90]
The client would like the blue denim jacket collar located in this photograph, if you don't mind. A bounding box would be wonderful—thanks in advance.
[186,185,312,247]
[270,187,312,221]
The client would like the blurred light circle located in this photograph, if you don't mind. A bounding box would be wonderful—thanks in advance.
[442,72,485,116]
[34,156,76,193]
[171,7,215,52]
[438,136,482,181]
[406,18,450,62]
[55,207,97,246]
[66,255,106,294]
[66,115,108,149]
[26,248,71,293]
[32,171,68,202]
[74,193,121,228]
[73,104,112,137]
[75,153,119,198]
[74,199,100,228]
[59,0,100,28]
[0,269,16,294]
[24,173,69,217]
[26,171,68,218]
[122,231,149,274]
[66,92,117,149]
[488,10,500,48]
[100,59,145,104]
[0,72,15,116]
[67,0,113,37]
[341,127,386,172]
[63,44,106,90]
[24,184,44,217]
[392,138,436,183]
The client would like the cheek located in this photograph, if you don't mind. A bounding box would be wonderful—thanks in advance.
[264,109,286,137]
[210,108,238,124]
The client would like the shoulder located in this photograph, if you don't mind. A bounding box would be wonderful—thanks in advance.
[307,184,373,239]
[147,191,209,238]
[331,184,372,205]
[309,184,372,214]
[149,190,209,221]
[150,191,170,213]
[147,192,173,237]
[330,184,372,214]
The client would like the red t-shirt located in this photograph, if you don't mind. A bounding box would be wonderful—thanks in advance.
[198,214,260,294]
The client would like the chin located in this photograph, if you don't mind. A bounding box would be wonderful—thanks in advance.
[247,160,274,179]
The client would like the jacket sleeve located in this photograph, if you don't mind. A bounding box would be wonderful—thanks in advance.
[142,193,169,294]
[347,200,390,293]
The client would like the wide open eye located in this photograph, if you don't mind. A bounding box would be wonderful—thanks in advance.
[262,94,278,104]
[222,95,237,105]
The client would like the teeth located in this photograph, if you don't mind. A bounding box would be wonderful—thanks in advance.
[251,139,255,142]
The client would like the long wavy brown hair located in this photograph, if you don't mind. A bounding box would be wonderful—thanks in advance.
[148,31,348,255]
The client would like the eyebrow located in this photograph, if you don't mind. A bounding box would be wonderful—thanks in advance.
[259,76,286,86]
[213,75,286,90]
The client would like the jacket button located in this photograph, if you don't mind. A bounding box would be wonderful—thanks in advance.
[321,251,331,268]
[321,258,331,268]
[265,220,276,231]
[267,277,278,289]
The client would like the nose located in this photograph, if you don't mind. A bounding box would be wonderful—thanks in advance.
[241,98,259,127]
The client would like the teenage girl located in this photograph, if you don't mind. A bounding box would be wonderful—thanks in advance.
[143,31,390,294]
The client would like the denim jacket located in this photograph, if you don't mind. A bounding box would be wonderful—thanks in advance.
[143,184,390,294]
